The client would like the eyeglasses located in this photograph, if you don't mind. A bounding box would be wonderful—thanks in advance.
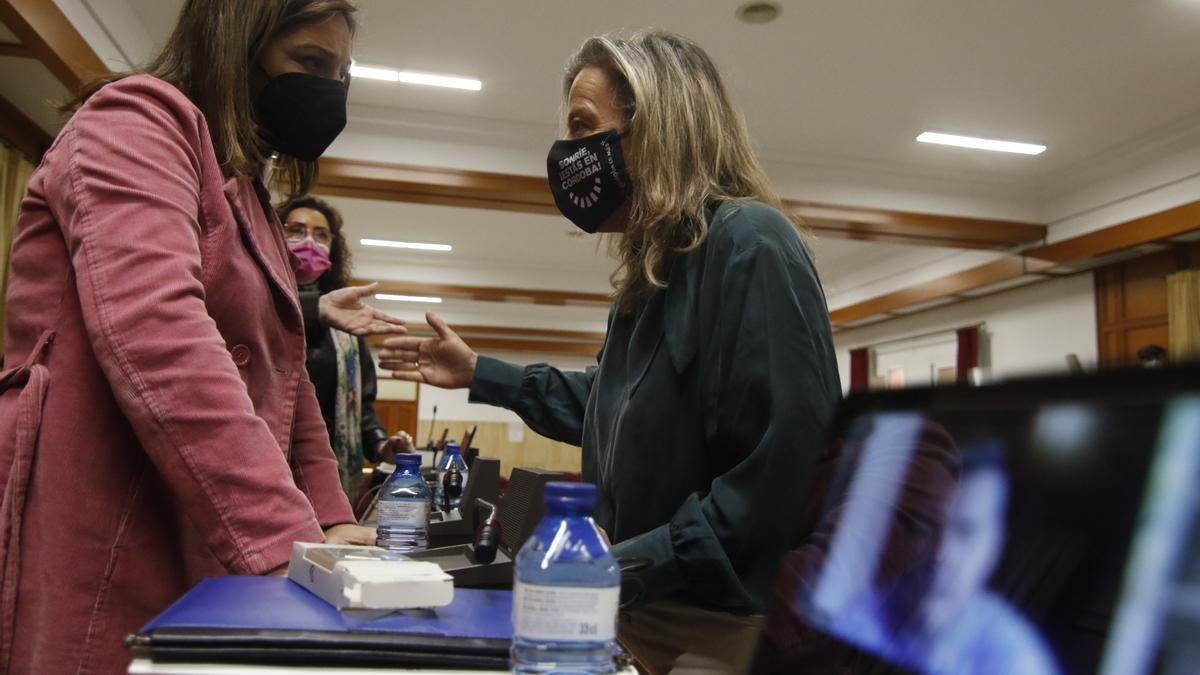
[284,223,333,246]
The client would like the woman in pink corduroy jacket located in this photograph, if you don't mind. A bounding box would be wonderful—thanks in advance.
[0,1,404,672]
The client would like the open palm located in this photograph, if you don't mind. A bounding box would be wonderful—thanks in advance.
[379,312,477,389]
[320,283,407,336]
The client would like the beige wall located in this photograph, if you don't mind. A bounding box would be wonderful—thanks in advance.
[376,378,418,401]
[421,419,582,478]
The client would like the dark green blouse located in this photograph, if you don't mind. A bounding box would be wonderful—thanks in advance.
[469,201,841,613]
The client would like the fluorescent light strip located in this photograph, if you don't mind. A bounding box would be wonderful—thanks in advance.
[397,71,482,91]
[361,238,452,252]
[375,294,443,304]
[917,131,1046,155]
[350,64,481,91]
[349,64,399,82]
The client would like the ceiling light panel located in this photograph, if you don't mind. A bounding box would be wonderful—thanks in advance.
[350,63,481,91]
[375,294,443,304]
[361,238,453,252]
[917,131,1046,155]
[349,64,399,82]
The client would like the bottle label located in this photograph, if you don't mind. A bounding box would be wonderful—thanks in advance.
[377,500,428,528]
[513,581,619,642]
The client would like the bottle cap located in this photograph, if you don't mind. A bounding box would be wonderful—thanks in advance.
[544,481,597,510]
[444,442,462,455]
[396,453,422,467]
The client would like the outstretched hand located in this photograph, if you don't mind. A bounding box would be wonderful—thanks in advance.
[378,312,477,389]
[319,283,407,336]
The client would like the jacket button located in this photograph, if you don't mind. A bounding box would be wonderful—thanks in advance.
[230,344,251,366]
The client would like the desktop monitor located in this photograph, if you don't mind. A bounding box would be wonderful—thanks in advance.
[752,365,1200,675]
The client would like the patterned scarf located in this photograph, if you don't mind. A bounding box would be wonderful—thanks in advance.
[330,328,364,499]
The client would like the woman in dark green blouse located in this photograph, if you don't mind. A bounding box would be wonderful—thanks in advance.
[381,30,840,673]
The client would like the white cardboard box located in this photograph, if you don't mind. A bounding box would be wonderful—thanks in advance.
[287,543,454,611]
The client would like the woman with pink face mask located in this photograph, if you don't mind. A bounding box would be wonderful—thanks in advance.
[280,196,403,501]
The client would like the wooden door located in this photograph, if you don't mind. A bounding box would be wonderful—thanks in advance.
[1095,244,1200,366]
[373,399,419,438]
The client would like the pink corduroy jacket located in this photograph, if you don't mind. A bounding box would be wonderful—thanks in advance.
[0,75,354,674]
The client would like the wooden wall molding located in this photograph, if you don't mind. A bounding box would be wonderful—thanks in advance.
[356,278,611,307]
[419,324,607,342]
[367,329,603,357]
[0,0,109,92]
[373,336,600,357]
[317,157,1046,250]
[445,336,600,357]
[0,91,50,161]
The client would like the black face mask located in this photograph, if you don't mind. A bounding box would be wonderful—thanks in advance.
[546,130,629,233]
[254,71,348,162]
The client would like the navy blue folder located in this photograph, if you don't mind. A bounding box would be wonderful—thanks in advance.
[129,576,513,669]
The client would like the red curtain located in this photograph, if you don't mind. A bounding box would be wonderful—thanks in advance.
[956,327,980,384]
[849,348,869,392]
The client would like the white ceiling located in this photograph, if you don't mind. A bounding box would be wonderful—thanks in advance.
[11,0,1200,337]
[115,0,1200,186]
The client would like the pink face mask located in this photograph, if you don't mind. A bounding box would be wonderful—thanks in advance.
[288,238,332,284]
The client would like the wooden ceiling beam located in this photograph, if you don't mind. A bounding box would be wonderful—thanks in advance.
[0,0,109,93]
[317,157,1045,250]
[830,199,1200,328]
[829,257,1032,326]
[318,157,558,215]
[1025,200,1200,265]
[356,278,611,307]
[785,200,1045,250]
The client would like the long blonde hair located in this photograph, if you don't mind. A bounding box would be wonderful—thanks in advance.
[564,30,793,313]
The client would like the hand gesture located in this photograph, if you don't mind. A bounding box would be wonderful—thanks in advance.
[378,431,415,464]
[378,312,477,389]
[319,283,407,336]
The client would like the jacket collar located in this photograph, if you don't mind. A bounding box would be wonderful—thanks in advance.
[222,177,303,327]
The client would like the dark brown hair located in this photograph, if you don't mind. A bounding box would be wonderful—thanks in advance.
[278,195,352,292]
[65,0,357,200]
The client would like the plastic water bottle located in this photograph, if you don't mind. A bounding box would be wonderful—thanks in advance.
[435,442,469,511]
[375,453,430,552]
[512,482,620,674]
